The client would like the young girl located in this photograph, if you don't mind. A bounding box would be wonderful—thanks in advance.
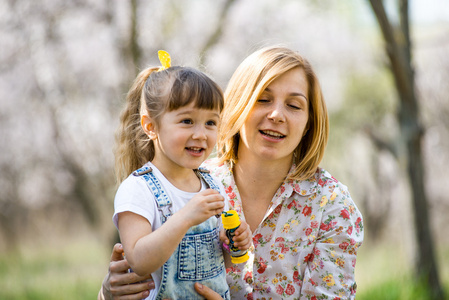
[113,51,251,300]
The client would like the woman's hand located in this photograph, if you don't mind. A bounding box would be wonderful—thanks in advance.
[194,283,224,300]
[99,243,154,300]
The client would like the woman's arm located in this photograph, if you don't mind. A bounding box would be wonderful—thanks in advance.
[98,243,153,300]
[119,189,225,276]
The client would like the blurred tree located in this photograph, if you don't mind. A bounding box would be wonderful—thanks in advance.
[368,0,444,298]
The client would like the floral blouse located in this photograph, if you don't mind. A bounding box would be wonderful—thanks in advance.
[206,160,364,300]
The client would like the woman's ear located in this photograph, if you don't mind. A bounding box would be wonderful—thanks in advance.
[141,115,158,140]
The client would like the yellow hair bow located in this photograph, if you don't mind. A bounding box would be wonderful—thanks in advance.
[157,50,171,71]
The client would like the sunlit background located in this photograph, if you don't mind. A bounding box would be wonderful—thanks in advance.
[1,0,448,299]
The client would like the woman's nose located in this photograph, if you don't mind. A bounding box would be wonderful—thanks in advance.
[267,103,285,123]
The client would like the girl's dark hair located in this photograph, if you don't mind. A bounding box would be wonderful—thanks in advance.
[115,66,223,183]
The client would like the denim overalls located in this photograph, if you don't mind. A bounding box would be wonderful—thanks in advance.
[133,165,230,300]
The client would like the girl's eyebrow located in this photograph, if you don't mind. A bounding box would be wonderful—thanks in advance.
[176,110,220,118]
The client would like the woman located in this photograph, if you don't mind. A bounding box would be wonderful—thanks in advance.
[99,45,364,300]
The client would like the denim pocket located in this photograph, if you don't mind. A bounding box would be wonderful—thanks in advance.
[178,227,224,280]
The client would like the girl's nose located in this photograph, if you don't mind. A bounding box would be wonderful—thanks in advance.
[192,125,207,140]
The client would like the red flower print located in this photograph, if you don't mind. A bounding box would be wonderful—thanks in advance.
[340,209,350,220]
[339,241,349,251]
[257,260,267,274]
[303,253,314,263]
[347,225,353,235]
[246,293,254,300]
[320,222,330,231]
[302,205,312,217]
[311,295,318,300]
[244,271,253,283]
[275,237,285,242]
[229,200,235,207]
[285,284,295,295]
[225,186,233,194]
[280,185,286,193]
[274,205,282,214]
[318,178,326,187]
[228,192,236,200]
[333,297,341,300]
[287,199,296,209]
[253,233,263,245]
[276,285,284,295]
[305,228,312,236]
[311,220,319,228]
[309,278,317,287]
[313,248,321,256]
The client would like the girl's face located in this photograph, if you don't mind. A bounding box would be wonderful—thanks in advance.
[150,102,220,174]
[238,67,309,165]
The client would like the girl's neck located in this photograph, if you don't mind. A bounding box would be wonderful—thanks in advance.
[151,161,201,193]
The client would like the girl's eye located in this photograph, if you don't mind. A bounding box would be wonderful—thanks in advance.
[206,120,217,126]
[181,119,193,124]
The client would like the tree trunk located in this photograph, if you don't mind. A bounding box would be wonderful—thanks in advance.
[368,0,444,298]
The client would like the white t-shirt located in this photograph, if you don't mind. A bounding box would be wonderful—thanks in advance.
[113,161,228,299]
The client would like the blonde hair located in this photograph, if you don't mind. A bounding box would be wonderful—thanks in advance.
[218,46,329,181]
[115,66,224,184]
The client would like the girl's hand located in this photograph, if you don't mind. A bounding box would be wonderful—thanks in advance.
[220,219,253,250]
[180,189,224,227]
[99,243,154,300]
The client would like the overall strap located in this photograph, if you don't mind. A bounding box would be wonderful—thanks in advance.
[133,166,173,223]
[195,167,220,192]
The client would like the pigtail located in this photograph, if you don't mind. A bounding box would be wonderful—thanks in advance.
[114,67,158,184]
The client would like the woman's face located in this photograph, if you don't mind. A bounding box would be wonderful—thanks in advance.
[238,67,309,165]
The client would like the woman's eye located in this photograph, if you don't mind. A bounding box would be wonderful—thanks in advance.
[288,104,301,110]
[257,99,269,103]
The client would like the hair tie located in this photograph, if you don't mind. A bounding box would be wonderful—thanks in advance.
[157,50,171,71]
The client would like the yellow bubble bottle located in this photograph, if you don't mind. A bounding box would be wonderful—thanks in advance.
[221,210,249,264]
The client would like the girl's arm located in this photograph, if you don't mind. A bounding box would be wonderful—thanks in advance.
[118,188,225,276]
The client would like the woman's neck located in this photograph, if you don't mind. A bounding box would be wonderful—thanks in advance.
[233,154,292,231]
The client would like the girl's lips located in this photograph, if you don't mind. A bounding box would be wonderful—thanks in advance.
[185,147,205,157]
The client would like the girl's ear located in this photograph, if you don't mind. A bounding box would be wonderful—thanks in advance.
[141,115,158,140]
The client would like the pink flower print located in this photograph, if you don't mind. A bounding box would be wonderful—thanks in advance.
[305,227,312,236]
[285,284,295,295]
[313,248,321,256]
[347,225,353,235]
[311,220,319,228]
[276,284,284,295]
[356,217,362,233]
[275,237,285,242]
[340,209,350,220]
[302,205,312,217]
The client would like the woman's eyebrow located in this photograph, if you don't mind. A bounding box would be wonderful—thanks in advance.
[264,87,308,100]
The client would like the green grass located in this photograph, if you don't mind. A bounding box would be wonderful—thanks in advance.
[0,239,107,300]
[0,238,447,299]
